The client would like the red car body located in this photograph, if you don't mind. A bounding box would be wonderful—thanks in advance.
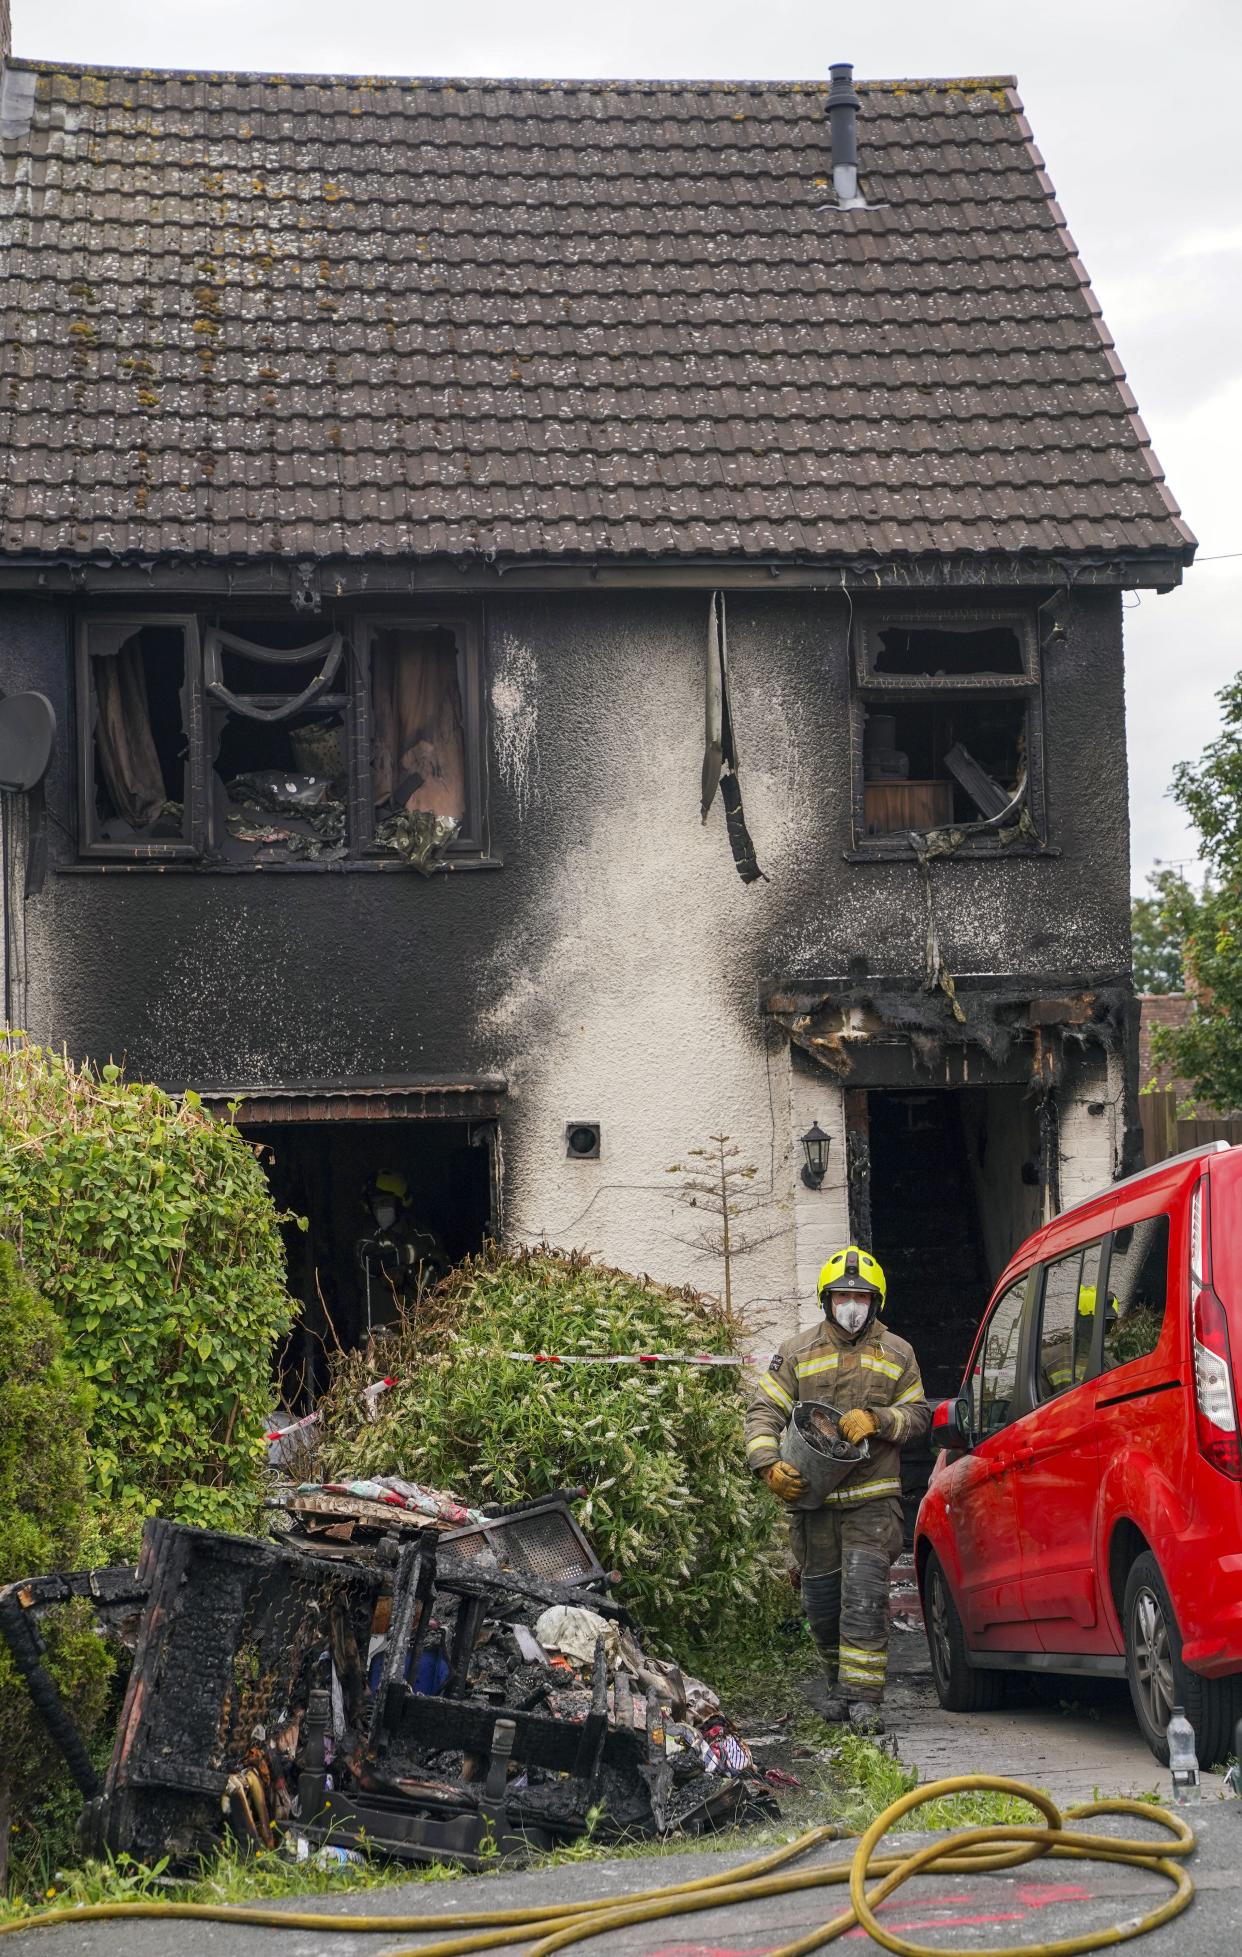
[914,1141,1242,1762]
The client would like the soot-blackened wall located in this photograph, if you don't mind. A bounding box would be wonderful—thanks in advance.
[2,582,1131,1314]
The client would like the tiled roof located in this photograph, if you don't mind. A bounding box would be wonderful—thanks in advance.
[0,64,1194,564]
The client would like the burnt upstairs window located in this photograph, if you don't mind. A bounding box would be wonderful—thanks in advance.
[204,624,351,863]
[366,621,479,871]
[77,617,199,856]
[853,608,1043,847]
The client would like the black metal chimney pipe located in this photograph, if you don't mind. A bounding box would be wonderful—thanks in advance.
[826,60,865,208]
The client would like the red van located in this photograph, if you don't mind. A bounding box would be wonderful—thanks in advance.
[914,1140,1242,1764]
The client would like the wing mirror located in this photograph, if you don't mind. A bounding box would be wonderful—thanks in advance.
[931,1395,972,1452]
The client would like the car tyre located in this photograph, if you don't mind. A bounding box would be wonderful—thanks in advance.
[923,1551,1004,1713]
[1123,1549,1242,1767]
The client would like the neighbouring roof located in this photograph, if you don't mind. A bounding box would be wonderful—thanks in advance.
[0,63,1195,567]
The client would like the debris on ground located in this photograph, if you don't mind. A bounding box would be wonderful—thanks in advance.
[0,1487,779,1875]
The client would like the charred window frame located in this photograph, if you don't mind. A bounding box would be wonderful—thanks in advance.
[203,624,356,863]
[355,615,487,860]
[849,607,1046,852]
[75,609,487,868]
[76,615,204,859]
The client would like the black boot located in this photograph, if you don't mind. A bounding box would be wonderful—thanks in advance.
[847,1700,885,1736]
[799,1676,849,1723]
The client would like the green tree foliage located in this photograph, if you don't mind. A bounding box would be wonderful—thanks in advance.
[1150,678,1242,1108]
[1131,868,1197,994]
[0,1242,111,1877]
[319,1245,785,1648]
[0,1040,296,1553]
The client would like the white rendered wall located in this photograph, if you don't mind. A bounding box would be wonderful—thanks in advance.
[1057,1048,1124,1215]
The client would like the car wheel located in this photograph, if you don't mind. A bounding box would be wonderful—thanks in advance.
[923,1551,1003,1713]
[1123,1550,1242,1767]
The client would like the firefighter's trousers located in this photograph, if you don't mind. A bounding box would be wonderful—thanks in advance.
[789,1498,903,1704]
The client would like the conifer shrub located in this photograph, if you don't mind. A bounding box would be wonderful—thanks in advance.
[0,1039,295,1554]
[0,1241,111,1877]
[319,1245,786,1648]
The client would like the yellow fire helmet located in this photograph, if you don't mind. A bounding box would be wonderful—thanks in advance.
[818,1244,887,1309]
[374,1170,409,1201]
[1076,1284,1119,1321]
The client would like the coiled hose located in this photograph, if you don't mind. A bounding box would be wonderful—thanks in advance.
[0,1775,1196,1956]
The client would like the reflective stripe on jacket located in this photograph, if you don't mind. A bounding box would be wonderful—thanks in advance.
[744,1315,930,1506]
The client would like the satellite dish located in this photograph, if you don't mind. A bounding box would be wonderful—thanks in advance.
[0,692,56,792]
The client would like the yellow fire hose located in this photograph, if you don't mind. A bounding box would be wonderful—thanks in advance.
[0,1776,1196,1956]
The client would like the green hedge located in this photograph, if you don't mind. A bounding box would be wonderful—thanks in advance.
[0,1240,111,1868]
[319,1244,785,1648]
[0,1040,295,1554]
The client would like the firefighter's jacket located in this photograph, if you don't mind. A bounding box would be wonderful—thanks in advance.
[744,1316,930,1509]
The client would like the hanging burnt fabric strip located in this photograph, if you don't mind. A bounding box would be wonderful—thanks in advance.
[701,591,766,884]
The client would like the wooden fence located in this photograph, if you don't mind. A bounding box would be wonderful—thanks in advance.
[1139,1089,1242,1166]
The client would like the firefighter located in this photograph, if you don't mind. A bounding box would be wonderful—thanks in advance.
[356,1171,448,1337]
[744,1245,929,1733]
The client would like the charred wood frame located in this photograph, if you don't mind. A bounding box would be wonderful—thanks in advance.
[0,1506,756,1872]
[764,977,1128,1089]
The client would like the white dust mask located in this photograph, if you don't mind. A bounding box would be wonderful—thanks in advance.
[830,1295,871,1336]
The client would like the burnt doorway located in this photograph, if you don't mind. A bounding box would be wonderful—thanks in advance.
[244,1117,494,1406]
[863,1085,1041,1539]
[865,1091,993,1401]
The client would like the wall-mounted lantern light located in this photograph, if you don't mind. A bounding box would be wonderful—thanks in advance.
[800,1120,831,1190]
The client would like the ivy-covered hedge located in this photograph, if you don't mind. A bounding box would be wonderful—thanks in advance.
[319,1244,785,1648]
[0,1040,296,1553]
[0,1240,112,1873]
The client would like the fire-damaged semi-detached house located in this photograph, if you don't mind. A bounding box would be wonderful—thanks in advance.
[0,35,1193,1398]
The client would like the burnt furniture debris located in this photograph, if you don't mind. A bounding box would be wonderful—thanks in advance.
[0,1502,776,1872]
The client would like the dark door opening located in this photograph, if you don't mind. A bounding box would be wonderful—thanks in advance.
[867,1092,992,1401]
[863,1086,1041,1530]
[246,1117,495,1407]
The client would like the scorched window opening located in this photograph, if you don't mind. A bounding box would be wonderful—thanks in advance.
[851,606,1044,848]
[75,611,484,866]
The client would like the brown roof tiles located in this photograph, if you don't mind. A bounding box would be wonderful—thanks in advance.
[0,64,1193,564]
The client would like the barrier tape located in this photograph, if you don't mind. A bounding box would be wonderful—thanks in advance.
[503,1349,765,1368]
[265,1349,770,1445]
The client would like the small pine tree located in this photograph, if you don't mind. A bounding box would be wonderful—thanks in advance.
[666,1132,783,1315]
[0,1242,110,1887]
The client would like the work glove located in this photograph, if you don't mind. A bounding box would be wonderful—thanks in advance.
[761,1460,808,1502]
[839,1407,879,1445]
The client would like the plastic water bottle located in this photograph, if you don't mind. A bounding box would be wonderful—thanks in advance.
[1167,1706,1201,1803]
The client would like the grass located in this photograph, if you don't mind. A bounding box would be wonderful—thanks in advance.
[0,1834,456,1928]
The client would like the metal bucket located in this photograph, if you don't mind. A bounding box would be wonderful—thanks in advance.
[779,1400,869,1511]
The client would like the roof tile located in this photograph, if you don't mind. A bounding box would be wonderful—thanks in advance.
[0,63,1192,562]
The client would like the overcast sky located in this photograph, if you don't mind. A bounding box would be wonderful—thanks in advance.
[11,1,1241,892]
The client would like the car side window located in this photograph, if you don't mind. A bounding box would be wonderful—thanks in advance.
[1035,1242,1103,1403]
[967,1278,1027,1439]
[1103,1214,1171,1370]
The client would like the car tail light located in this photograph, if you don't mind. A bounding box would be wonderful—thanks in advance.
[1190,1177,1242,1480]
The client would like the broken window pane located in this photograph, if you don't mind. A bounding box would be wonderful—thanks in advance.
[874,624,1025,678]
[370,626,468,866]
[862,698,1027,835]
[85,622,190,845]
[204,624,349,862]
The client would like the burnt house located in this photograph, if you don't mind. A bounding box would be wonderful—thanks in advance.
[0,38,1193,1397]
